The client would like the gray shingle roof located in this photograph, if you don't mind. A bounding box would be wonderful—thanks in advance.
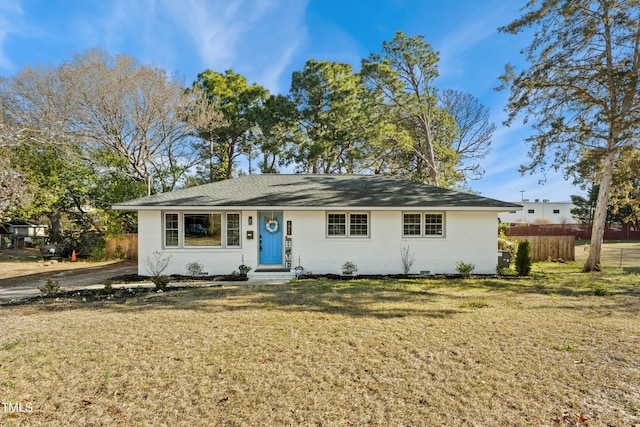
[113,174,522,210]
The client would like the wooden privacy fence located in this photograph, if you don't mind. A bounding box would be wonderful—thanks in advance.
[510,235,575,262]
[105,234,138,260]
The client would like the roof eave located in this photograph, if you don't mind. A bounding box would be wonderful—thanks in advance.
[113,204,522,212]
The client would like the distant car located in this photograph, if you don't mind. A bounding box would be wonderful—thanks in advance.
[187,224,207,235]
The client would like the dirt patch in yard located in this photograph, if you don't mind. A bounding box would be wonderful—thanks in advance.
[0,248,248,302]
[0,260,136,285]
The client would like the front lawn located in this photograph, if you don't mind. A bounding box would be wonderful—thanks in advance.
[1,263,638,425]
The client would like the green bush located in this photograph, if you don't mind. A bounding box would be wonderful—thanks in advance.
[593,285,609,296]
[238,264,252,275]
[515,240,532,276]
[39,277,60,296]
[112,245,125,260]
[90,244,107,261]
[455,261,475,278]
[498,230,516,259]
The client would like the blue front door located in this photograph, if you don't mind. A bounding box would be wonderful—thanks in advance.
[259,212,283,265]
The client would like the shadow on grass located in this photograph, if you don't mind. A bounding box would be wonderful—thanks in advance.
[166,280,463,319]
[5,273,638,318]
[5,280,463,319]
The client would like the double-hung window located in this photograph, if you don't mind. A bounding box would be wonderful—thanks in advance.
[349,213,369,237]
[424,213,443,236]
[403,213,422,236]
[226,213,241,247]
[165,213,179,247]
[402,212,445,238]
[327,212,369,238]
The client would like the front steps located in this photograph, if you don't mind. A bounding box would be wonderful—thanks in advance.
[248,269,296,282]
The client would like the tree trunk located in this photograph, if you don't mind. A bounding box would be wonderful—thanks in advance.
[208,138,215,183]
[48,210,63,244]
[417,112,439,186]
[584,151,616,272]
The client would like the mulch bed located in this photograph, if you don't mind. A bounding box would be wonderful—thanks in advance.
[3,272,522,306]
[297,273,514,280]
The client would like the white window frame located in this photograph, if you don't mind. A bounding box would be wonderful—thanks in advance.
[402,213,422,237]
[226,213,241,248]
[326,212,370,238]
[162,211,242,249]
[164,212,180,248]
[402,212,445,238]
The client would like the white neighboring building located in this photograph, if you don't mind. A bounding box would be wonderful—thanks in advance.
[114,174,521,277]
[498,199,576,224]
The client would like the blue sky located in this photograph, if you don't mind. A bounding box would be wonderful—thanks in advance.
[0,0,582,202]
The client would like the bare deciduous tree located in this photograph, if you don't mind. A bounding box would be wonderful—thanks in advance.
[438,89,494,181]
[58,49,201,192]
[1,49,205,198]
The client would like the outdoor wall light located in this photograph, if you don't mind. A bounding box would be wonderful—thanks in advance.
[248,216,253,225]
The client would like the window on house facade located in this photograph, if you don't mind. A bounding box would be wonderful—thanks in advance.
[425,213,444,236]
[164,212,241,248]
[327,213,346,236]
[403,213,422,236]
[327,212,369,237]
[349,214,368,236]
[528,209,535,214]
[403,212,444,237]
[165,213,179,247]
[184,213,222,246]
[226,213,241,247]
[553,209,560,214]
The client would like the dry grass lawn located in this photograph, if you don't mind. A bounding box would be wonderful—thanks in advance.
[1,262,639,426]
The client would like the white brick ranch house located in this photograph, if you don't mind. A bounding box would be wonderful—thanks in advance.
[113,174,522,278]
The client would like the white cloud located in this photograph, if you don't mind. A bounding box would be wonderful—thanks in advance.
[57,0,308,89]
[260,42,299,94]
[0,0,24,71]
[148,0,308,90]
[165,0,244,66]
